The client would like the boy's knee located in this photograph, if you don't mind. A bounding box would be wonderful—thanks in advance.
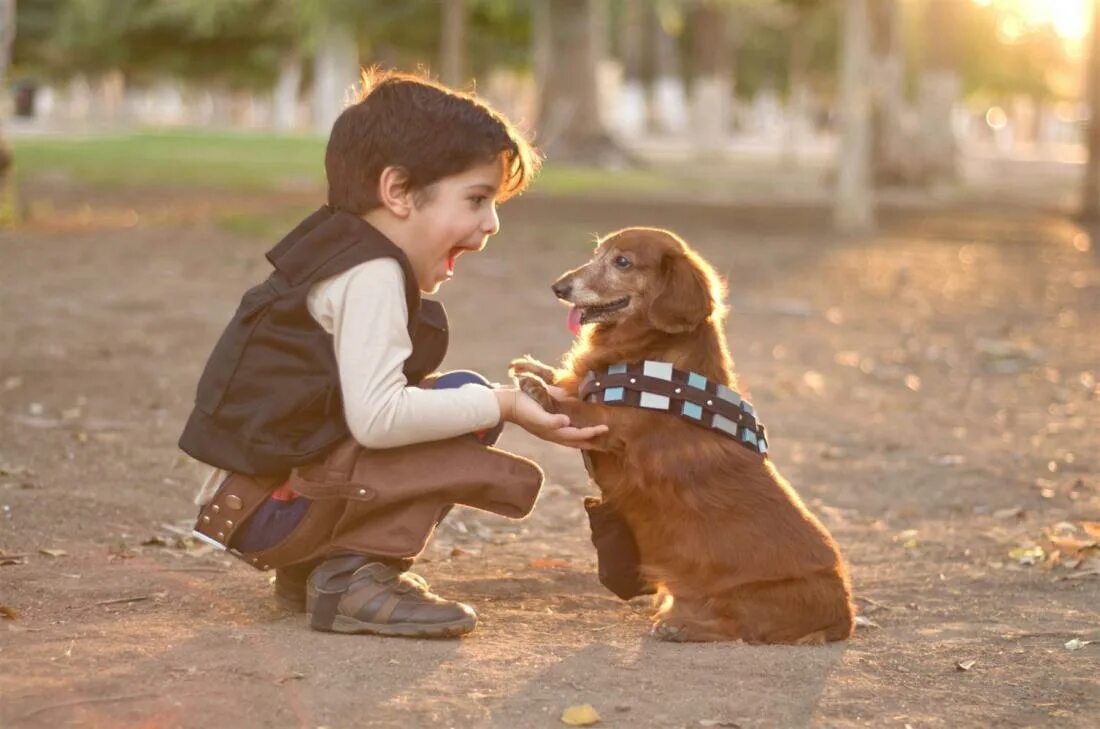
[429,370,491,390]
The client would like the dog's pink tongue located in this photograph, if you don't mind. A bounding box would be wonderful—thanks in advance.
[567,306,582,336]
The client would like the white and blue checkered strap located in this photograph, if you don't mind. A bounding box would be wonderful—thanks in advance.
[578,361,768,456]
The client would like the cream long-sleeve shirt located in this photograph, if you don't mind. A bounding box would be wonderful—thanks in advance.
[195,257,502,504]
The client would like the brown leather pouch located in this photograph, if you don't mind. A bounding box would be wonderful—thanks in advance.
[192,473,282,558]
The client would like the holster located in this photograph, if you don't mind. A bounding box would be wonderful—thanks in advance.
[584,496,656,601]
[194,435,544,570]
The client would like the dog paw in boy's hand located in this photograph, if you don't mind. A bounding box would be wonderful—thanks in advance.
[513,373,558,413]
[508,355,557,385]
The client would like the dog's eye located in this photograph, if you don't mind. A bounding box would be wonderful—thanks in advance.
[612,255,632,270]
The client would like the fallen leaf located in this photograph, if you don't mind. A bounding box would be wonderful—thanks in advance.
[1064,639,1094,651]
[854,615,880,629]
[1047,535,1097,554]
[561,704,600,726]
[141,536,170,547]
[0,605,17,619]
[0,553,28,566]
[955,659,976,671]
[993,506,1023,520]
[1008,545,1044,565]
[1081,522,1100,540]
[531,558,570,569]
[38,548,68,558]
[699,721,741,728]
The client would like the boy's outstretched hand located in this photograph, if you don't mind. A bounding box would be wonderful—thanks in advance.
[494,387,608,450]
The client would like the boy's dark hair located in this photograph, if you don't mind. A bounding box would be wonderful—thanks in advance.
[325,69,540,214]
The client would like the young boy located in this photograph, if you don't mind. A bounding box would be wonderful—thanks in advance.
[179,70,606,638]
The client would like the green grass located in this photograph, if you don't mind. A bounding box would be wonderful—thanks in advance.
[13,130,327,192]
[11,129,672,196]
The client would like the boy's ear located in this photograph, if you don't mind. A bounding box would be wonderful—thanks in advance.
[377,166,414,218]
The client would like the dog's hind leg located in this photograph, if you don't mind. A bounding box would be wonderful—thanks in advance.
[651,595,742,643]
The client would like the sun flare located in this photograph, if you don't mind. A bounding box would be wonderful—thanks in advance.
[974,0,1090,51]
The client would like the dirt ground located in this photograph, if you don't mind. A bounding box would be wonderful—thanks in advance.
[1,182,1098,728]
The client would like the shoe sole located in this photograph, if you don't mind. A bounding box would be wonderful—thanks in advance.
[307,612,476,638]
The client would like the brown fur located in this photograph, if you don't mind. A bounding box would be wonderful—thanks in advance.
[511,227,855,644]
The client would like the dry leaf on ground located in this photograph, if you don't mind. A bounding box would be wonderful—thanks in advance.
[532,558,571,569]
[1064,639,1094,651]
[38,548,68,558]
[561,704,601,726]
[955,659,976,671]
[1008,545,1044,565]
[1,605,17,619]
[1080,522,1100,540]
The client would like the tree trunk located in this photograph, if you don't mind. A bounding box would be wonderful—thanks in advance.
[615,0,648,137]
[835,0,874,232]
[273,50,303,132]
[688,0,732,154]
[869,0,913,185]
[784,11,812,164]
[440,0,465,87]
[651,2,687,135]
[919,0,962,183]
[1082,1,1100,221]
[536,0,622,163]
[0,0,16,226]
[312,17,359,135]
[531,0,552,117]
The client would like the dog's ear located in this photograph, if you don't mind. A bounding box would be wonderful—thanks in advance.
[649,252,713,333]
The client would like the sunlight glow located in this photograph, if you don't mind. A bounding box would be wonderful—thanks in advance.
[975,0,1091,55]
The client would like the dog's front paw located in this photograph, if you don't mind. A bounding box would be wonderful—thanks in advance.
[514,373,558,413]
[651,620,690,642]
[508,356,556,384]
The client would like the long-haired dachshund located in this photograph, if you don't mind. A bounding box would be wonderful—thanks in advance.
[511,227,854,644]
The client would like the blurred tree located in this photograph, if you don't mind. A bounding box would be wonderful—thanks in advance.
[687,0,732,153]
[834,0,873,232]
[1083,1,1100,222]
[616,0,649,136]
[869,0,914,185]
[918,0,962,183]
[440,0,465,86]
[536,0,623,163]
[1,0,14,225]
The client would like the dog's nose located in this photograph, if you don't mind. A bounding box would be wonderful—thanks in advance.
[552,281,572,300]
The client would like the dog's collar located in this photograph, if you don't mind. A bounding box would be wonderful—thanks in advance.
[579,361,768,456]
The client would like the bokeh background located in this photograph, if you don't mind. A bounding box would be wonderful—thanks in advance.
[2,3,1098,728]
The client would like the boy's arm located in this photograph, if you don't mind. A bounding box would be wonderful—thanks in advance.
[313,259,501,448]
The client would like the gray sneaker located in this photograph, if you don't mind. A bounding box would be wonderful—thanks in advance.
[306,555,476,638]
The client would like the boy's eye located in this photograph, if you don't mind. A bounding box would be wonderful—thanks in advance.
[469,195,488,206]
[612,255,632,270]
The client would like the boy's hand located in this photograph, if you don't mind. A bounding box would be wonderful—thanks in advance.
[494,387,608,450]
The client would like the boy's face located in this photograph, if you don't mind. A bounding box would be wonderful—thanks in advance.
[403,159,503,294]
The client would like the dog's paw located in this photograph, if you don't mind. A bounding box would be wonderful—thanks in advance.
[515,373,558,413]
[651,620,690,642]
[508,356,556,384]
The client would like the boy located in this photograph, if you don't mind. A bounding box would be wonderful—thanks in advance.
[179,70,606,638]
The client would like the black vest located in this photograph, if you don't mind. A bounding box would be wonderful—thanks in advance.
[179,206,449,476]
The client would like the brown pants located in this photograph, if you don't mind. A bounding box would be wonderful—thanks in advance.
[194,436,544,572]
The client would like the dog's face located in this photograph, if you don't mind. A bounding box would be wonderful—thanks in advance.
[553,227,719,333]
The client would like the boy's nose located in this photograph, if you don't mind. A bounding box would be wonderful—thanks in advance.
[482,206,500,236]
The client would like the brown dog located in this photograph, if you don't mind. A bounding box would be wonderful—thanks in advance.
[511,227,854,644]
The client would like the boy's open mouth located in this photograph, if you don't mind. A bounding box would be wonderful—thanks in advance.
[446,249,461,275]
